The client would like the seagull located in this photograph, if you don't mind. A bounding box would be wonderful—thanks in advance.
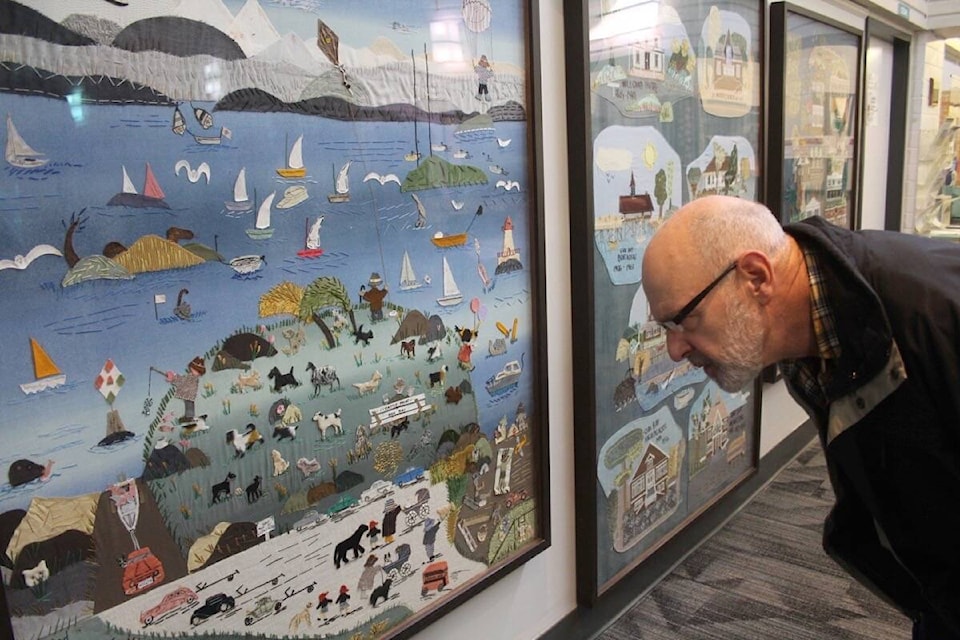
[362,171,401,186]
[451,200,464,210]
[497,138,512,148]
[496,180,520,192]
[174,160,211,184]
[0,244,62,270]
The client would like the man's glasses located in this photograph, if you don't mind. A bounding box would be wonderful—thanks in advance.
[658,262,737,332]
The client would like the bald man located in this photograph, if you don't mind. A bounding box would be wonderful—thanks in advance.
[642,195,960,639]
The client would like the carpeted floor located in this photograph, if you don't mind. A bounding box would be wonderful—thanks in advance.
[597,441,913,640]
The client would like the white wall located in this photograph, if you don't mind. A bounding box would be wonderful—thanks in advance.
[417,2,808,638]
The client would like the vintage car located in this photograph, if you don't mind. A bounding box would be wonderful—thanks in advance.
[393,466,425,488]
[139,586,198,626]
[421,560,449,596]
[360,479,395,504]
[504,488,529,508]
[325,494,358,517]
[244,595,284,626]
[293,509,329,531]
[121,546,165,596]
[190,592,235,626]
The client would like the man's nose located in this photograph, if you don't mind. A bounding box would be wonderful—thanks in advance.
[665,330,691,362]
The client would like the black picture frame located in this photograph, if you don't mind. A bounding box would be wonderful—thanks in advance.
[564,0,764,604]
[767,2,864,229]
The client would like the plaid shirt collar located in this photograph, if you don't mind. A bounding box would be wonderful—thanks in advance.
[779,247,841,406]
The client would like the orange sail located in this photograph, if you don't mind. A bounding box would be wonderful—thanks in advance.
[21,337,66,394]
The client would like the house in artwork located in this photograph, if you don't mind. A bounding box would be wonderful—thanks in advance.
[629,442,669,513]
[689,392,731,474]
[629,38,664,80]
[619,172,655,219]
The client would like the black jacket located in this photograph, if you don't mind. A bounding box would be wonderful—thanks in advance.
[783,217,960,633]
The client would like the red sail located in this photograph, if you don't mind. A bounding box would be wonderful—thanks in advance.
[142,163,165,200]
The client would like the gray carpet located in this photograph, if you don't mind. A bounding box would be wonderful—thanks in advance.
[598,441,913,640]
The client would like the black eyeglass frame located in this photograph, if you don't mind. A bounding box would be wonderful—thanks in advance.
[658,261,738,331]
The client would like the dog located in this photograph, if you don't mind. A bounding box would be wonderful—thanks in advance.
[245,475,262,502]
[211,472,237,504]
[234,369,262,393]
[268,366,300,393]
[390,418,409,439]
[353,324,374,346]
[22,560,49,588]
[426,343,443,362]
[400,339,415,359]
[333,524,369,568]
[288,601,313,632]
[297,457,321,478]
[272,449,290,476]
[272,423,297,441]
[352,370,383,397]
[428,365,448,388]
[444,386,463,404]
[225,424,264,458]
[369,578,393,607]
[313,408,343,440]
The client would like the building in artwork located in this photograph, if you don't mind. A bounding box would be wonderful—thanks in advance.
[629,38,664,80]
[712,30,745,91]
[689,392,731,474]
[629,442,670,513]
[619,172,655,219]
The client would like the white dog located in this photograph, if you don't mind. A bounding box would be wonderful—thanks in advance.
[272,449,289,477]
[22,560,49,588]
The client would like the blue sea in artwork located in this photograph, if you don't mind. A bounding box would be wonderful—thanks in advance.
[0,94,535,510]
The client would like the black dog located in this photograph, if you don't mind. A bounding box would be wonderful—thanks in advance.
[268,366,300,393]
[333,524,369,569]
[390,418,409,439]
[370,579,393,607]
[245,475,262,503]
[353,324,373,346]
[211,472,236,504]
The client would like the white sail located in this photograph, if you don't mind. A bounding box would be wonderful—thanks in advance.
[255,192,275,229]
[287,135,304,170]
[400,251,422,290]
[233,168,248,202]
[412,193,427,228]
[5,114,48,168]
[120,165,137,194]
[306,216,322,250]
[335,160,351,195]
[437,256,463,306]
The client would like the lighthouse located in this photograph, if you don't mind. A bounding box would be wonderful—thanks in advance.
[495,216,522,274]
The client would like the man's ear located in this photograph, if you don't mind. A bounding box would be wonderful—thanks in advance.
[736,251,774,303]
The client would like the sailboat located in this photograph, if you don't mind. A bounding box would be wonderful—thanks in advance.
[327,161,351,203]
[277,134,306,178]
[475,238,493,292]
[20,337,66,394]
[411,193,427,228]
[193,106,213,130]
[437,256,463,307]
[404,48,421,163]
[297,216,324,258]
[5,114,48,168]
[430,204,483,248]
[224,167,253,212]
[245,191,275,239]
[192,127,229,145]
[399,250,424,290]
[107,163,170,209]
[171,106,186,136]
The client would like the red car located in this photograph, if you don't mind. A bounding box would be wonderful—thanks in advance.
[139,586,198,626]
[122,547,165,596]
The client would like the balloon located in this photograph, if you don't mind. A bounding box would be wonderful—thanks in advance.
[478,305,488,321]
[470,297,480,313]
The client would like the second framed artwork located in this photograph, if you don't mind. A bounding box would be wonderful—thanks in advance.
[565,0,763,603]
[768,2,864,228]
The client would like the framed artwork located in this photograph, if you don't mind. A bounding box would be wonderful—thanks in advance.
[564,0,763,603]
[768,2,864,228]
[0,1,549,639]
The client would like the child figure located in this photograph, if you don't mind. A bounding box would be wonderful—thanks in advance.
[475,55,493,102]
[336,584,351,613]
